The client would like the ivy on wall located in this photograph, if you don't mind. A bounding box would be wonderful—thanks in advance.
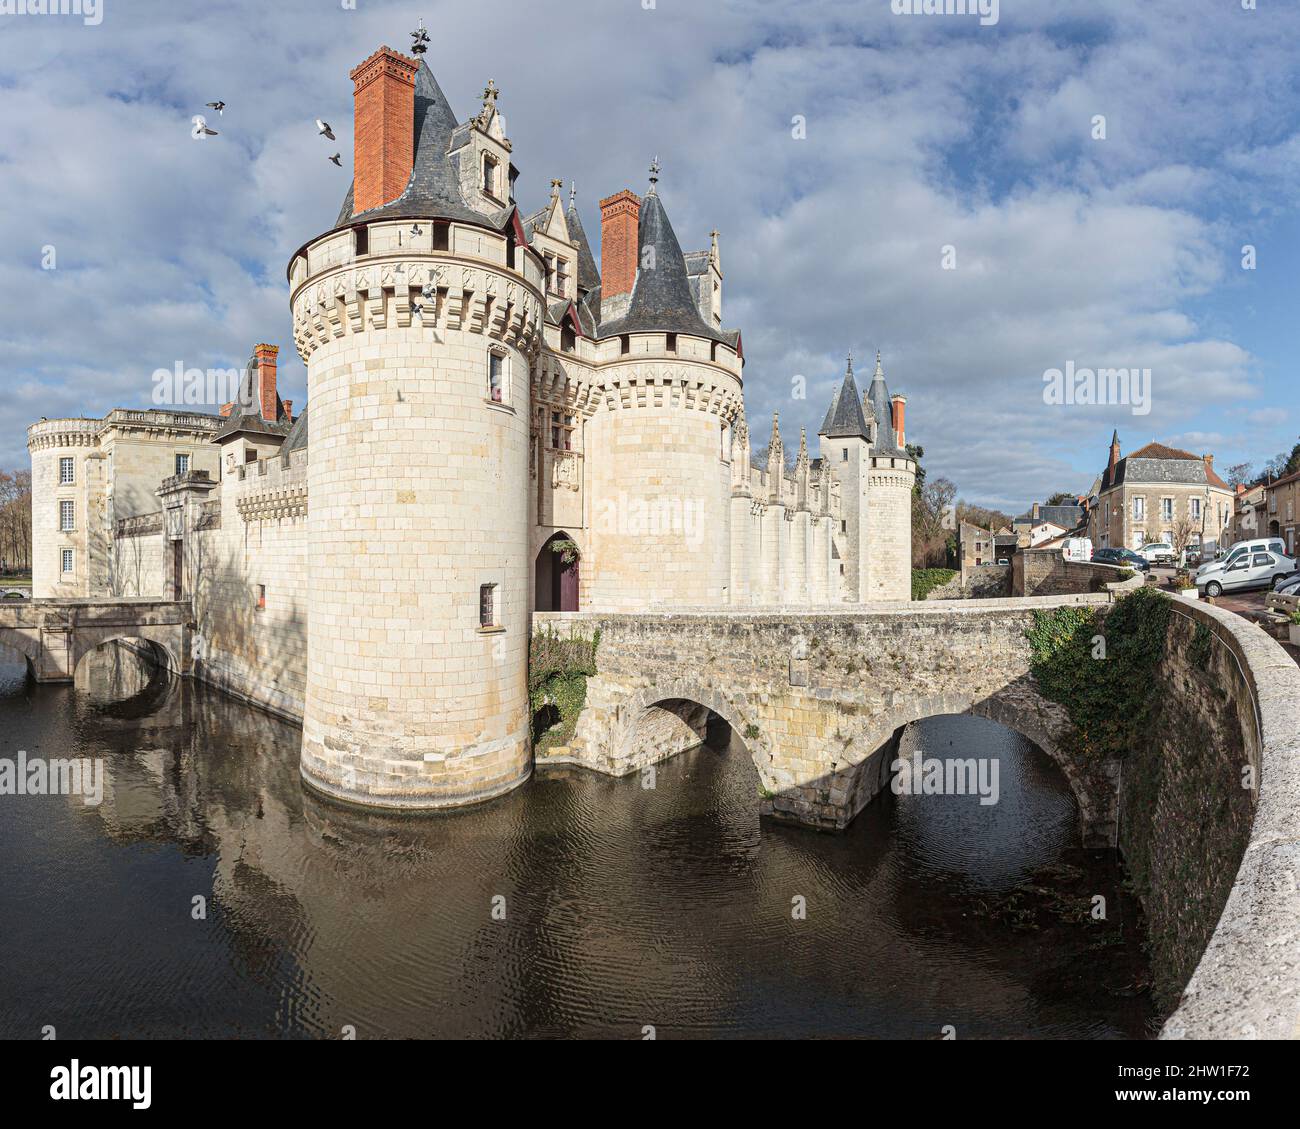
[1026,586,1172,764]
[911,568,958,601]
[529,627,600,753]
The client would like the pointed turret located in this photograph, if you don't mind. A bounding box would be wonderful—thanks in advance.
[863,351,904,456]
[819,352,870,440]
[565,185,601,298]
[795,428,811,509]
[730,410,752,497]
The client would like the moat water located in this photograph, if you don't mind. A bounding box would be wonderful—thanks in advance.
[0,644,1157,1039]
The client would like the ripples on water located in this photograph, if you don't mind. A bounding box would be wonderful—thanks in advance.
[0,644,1155,1039]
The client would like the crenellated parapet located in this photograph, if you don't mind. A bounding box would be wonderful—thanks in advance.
[27,418,101,452]
[290,253,544,364]
[592,360,742,420]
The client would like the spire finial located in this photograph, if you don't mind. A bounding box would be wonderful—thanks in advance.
[847,349,853,376]
[569,181,576,209]
[874,350,884,379]
[648,155,660,192]
[410,17,430,54]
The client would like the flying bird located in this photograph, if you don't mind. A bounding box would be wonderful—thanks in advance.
[328,153,342,166]
[195,120,219,137]
[206,101,225,115]
[316,119,335,141]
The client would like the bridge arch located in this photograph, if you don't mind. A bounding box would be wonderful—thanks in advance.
[615,678,773,784]
[71,631,181,681]
[0,627,41,679]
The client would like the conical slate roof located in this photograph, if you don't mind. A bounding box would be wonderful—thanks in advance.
[333,59,507,231]
[565,199,601,294]
[597,189,731,345]
[865,353,904,456]
[819,357,870,440]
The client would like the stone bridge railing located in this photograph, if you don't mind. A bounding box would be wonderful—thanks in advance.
[0,598,193,682]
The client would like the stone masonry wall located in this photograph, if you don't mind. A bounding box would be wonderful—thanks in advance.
[536,597,1116,843]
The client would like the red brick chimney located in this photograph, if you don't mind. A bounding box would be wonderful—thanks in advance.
[890,394,907,448]
[349,46,420,215]
[282,399,294,422]
[599,189,641,301]
[254,344,279,422]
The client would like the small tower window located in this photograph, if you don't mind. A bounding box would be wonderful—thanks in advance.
[556,257,569,296]
[257,584,266,611]
[175,453,190,476]
[479,583,498,628]
[61,549,74,575]
[482,154,498,198]
[354,226,369,256]
[842,448,849,462]
[59,457,75,484]
[619,334,630,355]
[665,332,677,353]
[488,350,505,403]
[59,500,74,531]
[561,324,576,353]
[433,222,450,251]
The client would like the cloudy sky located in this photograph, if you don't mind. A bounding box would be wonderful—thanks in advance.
[2,0,1297,510]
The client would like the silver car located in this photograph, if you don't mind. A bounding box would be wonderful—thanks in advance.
[1199,550,1297,597]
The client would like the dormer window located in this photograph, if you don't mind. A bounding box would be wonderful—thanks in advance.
[561,324,576,353]
[482,153,499,199]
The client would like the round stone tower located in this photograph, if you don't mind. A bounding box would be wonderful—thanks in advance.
[583,175,744,610]
[862,354,916,601]
[287,46,543,808]
[27,418,101,599]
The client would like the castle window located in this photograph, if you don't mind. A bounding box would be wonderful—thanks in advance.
[665,333,677,353]
[488,350,505,403]
[479,583,498,628]
[59,457,75,484]
[550,410,573,451]
[433,222,450,251]
[59,500,74,531]
[620,334,630,355]
[482,154,498,199]
[245,447,258,463]
[842,448,848,462]
[257,584,266,611]
[354,226,369,256]
[841,520,847,533]
[556,257,568,296]
[175,453,190,477]
[61,549,74,575]
[561,324,576,353]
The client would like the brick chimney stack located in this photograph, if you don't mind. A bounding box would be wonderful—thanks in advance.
[349,46,420,215]
[599,189,641,302]
[890,394,907,449]
[254,343,279,422]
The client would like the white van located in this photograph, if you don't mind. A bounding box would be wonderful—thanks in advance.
[1196,539,1287,581]
[1062,537,1092,563]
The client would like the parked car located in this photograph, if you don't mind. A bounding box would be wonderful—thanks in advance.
[1134,541,1176,565]
[1198,550,1297,598]
[1091,547,1151,572]
[1196,539,1288,582]
[996,558,1010,566]
[1273,570,1300,596]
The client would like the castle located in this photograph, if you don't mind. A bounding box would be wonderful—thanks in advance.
[28,41,916,810]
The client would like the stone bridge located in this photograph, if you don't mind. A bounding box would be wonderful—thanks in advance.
[0,599,192,682]
[535,594,1120,846]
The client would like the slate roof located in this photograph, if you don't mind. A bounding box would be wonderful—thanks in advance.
[595,189,731,346]
[282,405,309,459]
[330,59,512,235]
[213,355,293,444]
[864,354,904,457]
[565,201,601,295]
[1103,441,1228,491]
[818,359,870,440]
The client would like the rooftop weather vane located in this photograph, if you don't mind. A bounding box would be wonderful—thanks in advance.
[649,155,660,189]
[411,18,430,55]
